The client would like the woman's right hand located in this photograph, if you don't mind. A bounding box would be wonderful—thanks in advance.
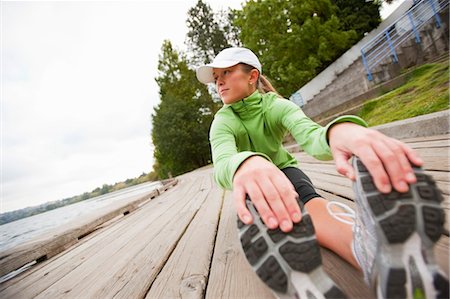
[233,156,301,232]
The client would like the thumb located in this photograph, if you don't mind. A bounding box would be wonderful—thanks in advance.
[333,150,355,180]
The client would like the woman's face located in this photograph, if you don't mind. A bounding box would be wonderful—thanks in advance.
[213,65,257,104]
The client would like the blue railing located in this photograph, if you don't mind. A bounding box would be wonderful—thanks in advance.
[361,0,449,81]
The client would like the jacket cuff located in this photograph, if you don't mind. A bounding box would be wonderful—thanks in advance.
[325,115,369,144]
[229,151,272,188]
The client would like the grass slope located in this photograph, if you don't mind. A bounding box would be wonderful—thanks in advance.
[358,61,449,126]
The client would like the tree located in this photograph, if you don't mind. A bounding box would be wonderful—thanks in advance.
[151,40,217,178]
[333,0,381,42]
[185,0,241,103]
[186,0,232,65]
[217,8,242,48]
[233,0,359,97]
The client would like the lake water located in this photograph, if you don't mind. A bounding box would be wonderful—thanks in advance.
[0,181,162,252]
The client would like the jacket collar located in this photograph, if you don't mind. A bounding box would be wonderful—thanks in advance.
[228,90,262,115]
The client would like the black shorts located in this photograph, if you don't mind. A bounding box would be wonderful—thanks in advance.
[281,167,320,205]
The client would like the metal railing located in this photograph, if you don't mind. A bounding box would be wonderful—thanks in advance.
[361,0,449,81]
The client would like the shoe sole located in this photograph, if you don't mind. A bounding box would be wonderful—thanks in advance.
[237,197,347,299]
[352,156,449,299]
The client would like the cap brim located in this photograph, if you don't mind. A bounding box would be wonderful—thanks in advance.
[196,59,240,84]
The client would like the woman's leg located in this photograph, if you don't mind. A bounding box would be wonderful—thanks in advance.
[281,167,360,270]
[305,197,360,270]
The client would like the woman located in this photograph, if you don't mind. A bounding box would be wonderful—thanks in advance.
[196,47,447,299]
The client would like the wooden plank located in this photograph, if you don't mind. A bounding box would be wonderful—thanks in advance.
[301,165,448,189]
[314,181,355,200]
[302,168,448,199]
[0,187,163,278]
[286,135,450,154]
[321,248,374,299]
[205,191,275,299]
[405,139,450,149]
[401,134,450,143]
[316,190,356,209]
[435,236,450,276]
[437,181,450,196]
[0,185,182,293]
[42,179,208,298]
[426,170,450,183]
[0,176,203,298]
[0,179,178,280]
[0,184,187,297]
[0,177,193,291]
[146,180,223,298]
[293,145,450,172]
[304,171,354,200]
[414,147,449,157]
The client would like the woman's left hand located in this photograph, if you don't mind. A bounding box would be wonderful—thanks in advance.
[328,122,423,193]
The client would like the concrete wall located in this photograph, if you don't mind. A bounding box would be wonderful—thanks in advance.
[292,0,415,105]
[284,110,450,151]
[301,2,449,119]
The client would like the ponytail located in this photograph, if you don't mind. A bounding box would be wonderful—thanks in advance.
[257,75,279,95]
[239,63,282,97]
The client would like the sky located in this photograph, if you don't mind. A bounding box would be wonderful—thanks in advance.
[1,0,404,213]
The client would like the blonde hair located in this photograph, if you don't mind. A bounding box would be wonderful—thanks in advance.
[239,63,281,96]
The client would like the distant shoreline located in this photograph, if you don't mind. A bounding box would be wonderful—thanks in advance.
[0,176,160,225]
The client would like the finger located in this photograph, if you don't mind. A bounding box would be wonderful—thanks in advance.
[246,181,279,229]
[372,139,410,193]
[384,138,417,184]
[357,146,392,193]
[269,172,302,224]
[333,150,355,180]
[233,184,253,224]
[392,138,423,167]
[257,179,293,232]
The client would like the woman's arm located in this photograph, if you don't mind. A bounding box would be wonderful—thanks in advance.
[328,122,422,193]
[278,98,421,192]
[210,116,300,232]
[278,99,368,160]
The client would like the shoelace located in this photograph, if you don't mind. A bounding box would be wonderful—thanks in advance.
[325,201,356,226]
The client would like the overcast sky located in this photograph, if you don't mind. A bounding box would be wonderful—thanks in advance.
[1,0,404,213]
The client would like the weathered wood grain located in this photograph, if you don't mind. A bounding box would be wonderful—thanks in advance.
[146,175,223,298]
[34,178,205,298]
[205,191,275,299]
[0,183,173,279]
[0,179,190,298]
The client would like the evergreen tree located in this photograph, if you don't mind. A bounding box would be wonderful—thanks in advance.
[333,0,381,42]
[151,41,217,178]
[186,0,241,103]
[186,0,231,65]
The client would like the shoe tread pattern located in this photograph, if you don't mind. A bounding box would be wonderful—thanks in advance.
[353,156,448,299]
[422,206,445,242]
[256,256,288,292]
[379,205,416,243]
[237,198,343,296]
[355,157,445,245]
[386,269,407,299]
[324,286,347,299]
[434,272,450,299]
[279,239,321,273]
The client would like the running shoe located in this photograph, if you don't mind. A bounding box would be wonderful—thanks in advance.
[237,196,347,299]
[351,156,449,299]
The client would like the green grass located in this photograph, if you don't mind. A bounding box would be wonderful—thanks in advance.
[357,61,449,126]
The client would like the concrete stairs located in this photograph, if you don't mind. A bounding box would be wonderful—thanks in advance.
[301,5,448,121]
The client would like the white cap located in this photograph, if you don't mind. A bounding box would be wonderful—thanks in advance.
[196,47,262,84]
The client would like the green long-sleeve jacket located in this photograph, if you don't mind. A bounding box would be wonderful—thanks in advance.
[209,90,368,190]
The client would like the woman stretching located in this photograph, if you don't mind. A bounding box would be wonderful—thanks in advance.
[196,47,448,299]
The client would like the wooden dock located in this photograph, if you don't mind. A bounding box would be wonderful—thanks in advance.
[0,134,448,298]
